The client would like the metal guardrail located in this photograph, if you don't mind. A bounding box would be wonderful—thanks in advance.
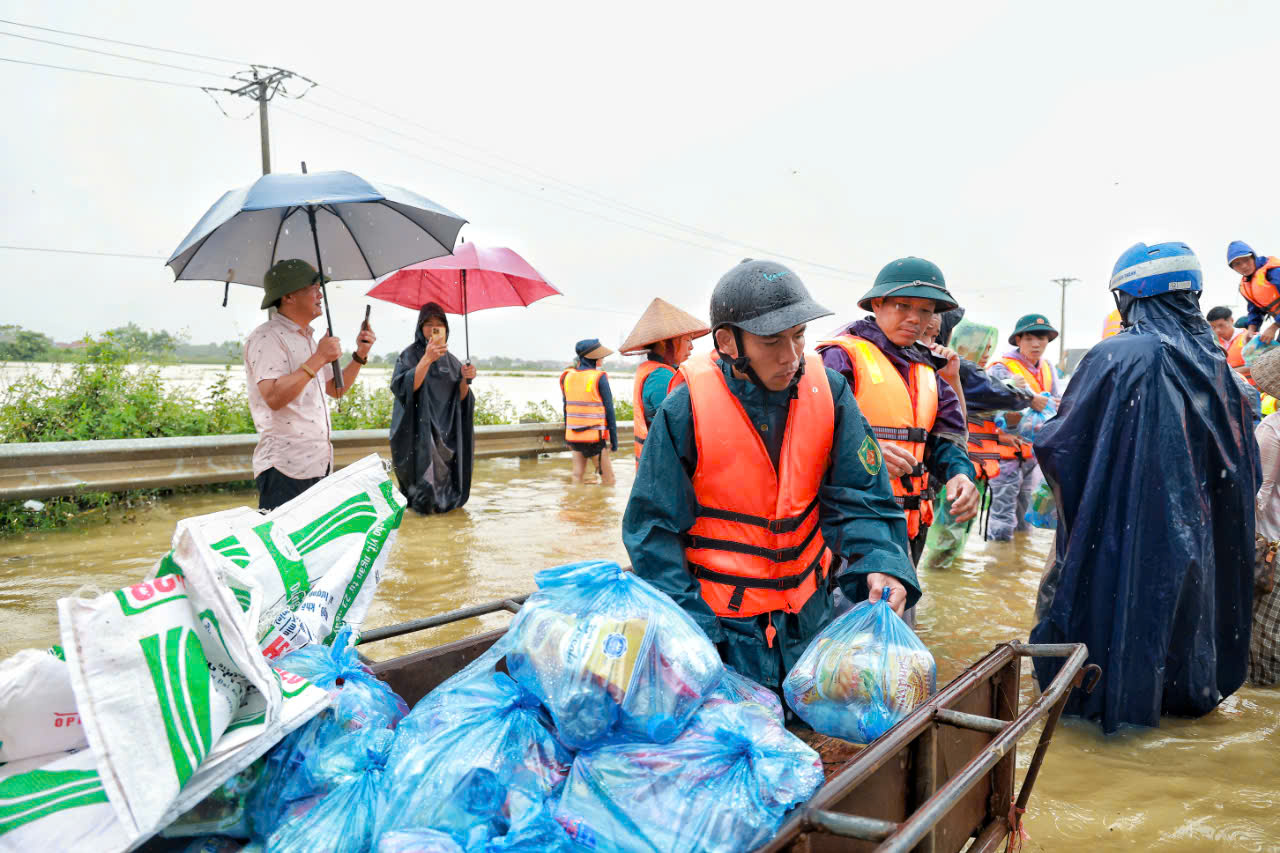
[0,422,634,501]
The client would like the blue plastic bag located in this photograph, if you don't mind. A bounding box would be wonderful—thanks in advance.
[1023,481,1057,529]
[376,829,465,853]
[554,700,823,853]
[266,728,395,853]
[378,662,573,850]
[504,561,723,750]
[783,599,936,744]
[247,627,408,839]
[996,393,1057,441]
[704,665,784,724]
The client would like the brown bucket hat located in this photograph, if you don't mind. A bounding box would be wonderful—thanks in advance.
[619,298,712,355]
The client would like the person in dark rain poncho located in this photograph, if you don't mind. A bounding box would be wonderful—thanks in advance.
[389,302,477,514]
[1031,242,1261,734]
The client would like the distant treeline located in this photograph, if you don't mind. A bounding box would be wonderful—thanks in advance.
[0,323,639,370]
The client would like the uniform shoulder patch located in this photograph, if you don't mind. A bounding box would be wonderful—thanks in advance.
[859,434,883,476]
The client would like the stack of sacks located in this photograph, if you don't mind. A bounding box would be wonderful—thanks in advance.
[152,454,406,661]
[784,598,936,744]
[553,700,824,853]
[503,561,723,749]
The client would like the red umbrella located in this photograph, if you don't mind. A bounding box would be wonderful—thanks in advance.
[367,242,560,361]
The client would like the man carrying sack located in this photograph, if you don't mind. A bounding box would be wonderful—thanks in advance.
[244,259,377,510]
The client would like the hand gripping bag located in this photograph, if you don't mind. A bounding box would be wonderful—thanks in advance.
[378,661,573,851]
[265,727,395,853]
[553,700,824,853]
[503,561,723,749]
[996,393,1057,442]
[783,598,936,744]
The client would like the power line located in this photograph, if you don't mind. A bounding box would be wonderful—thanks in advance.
[0,30,231,80]
[0,244,166,260]
[280,101,868,282]
[0,55,207,88]
[0,17,246,66]
[314,90,873,281]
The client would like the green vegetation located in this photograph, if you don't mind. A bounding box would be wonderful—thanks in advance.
[0,333,634,535]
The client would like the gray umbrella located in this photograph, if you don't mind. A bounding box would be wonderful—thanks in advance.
[167,168,466,387]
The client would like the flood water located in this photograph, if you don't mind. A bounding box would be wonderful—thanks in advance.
[1,455,1276,851]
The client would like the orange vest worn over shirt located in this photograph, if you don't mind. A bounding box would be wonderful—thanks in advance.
[681,352,834,622]
[631,359,667,462]
[818,335,939,539]
[995,355,1055,395]
[1224,332,1258,388]
[561,368,609,444]
[965,417,1004,480]
[1241,257,1280,317]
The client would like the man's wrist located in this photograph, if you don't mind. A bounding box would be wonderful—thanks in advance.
[351,351,367,366]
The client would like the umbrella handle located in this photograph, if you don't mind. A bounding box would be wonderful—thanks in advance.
[307,206,344,392]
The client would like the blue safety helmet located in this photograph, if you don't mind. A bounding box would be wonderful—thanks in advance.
[1108,242,1202,298]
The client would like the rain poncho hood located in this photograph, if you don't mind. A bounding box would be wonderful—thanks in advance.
[1030,290,1261,733]
[389,302,475,514]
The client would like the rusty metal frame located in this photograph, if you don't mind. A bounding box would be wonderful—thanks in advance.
[763,640,1099,852]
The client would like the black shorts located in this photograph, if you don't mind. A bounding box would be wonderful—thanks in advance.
[568,440,606,459]
[255,466,327,512]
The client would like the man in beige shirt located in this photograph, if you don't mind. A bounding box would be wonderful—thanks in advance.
[244,259,377,510]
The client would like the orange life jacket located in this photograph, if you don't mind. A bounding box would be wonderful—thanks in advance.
[560,368,609,444]
[1224,332,1259,388]
[965,417,1003,480]
[681,352,834,622]
[995,355,1055,395]
[818,335,939,539]
[1240,257,1280,317]
[631,359,668,462]
[1102,309,1123,340]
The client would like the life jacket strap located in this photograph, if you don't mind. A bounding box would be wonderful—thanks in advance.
[686,518,821,564]
[871,425,929,443]
[688,548,827,613]
[692,495,820,536]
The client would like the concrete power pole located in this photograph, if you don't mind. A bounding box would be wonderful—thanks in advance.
[1052,277,1080,371]
[209,67,312,175]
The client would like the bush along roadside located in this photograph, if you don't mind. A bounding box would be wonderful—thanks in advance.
[0,337,632,535]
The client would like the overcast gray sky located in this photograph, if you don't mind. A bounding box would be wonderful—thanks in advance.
[1,0,1274,362]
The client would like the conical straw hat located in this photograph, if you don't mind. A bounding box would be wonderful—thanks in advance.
[619,298,712,354]
[1252,345,1280,399]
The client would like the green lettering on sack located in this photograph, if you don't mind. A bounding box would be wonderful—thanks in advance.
[287,494,379,556]
[253,521,310,609]
[0,768,107,834]
[323,518,393,644]
[140,627,212,786]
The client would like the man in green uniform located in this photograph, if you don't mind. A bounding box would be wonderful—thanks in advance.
[622,259,918,694]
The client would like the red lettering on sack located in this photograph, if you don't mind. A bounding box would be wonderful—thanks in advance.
[262,635,292,660]
[153,575,177,593]
[273,668,306,687]
[130,582,154,601]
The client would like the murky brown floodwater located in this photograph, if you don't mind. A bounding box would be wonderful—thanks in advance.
[2,456,1277,850]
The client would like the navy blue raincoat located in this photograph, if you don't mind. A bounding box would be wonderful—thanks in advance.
[1030,292,1261,733]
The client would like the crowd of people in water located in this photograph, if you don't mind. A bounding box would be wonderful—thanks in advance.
[241,237,1276,734]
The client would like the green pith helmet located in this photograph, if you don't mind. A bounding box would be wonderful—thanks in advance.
[1008,313,1059,346]
[858,256,959,313]
[260,258,329,309]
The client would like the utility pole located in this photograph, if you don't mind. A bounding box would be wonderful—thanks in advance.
[206,67,313,175]
[1052,277,1080,371]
